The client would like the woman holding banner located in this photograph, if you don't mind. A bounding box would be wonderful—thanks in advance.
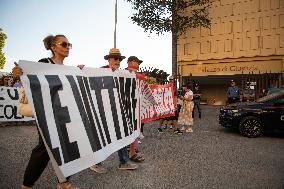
[15,34,79,189]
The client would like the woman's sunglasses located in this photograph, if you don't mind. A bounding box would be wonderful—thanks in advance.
[56,42,72,49]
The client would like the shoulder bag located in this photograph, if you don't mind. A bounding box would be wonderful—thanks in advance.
[17,87,34,117]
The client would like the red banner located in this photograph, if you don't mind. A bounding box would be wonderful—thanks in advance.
[138,76,176,122]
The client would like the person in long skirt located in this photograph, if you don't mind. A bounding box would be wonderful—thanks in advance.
[178,84,194,133]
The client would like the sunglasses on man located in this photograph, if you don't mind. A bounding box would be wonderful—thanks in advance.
[114,57,123,61]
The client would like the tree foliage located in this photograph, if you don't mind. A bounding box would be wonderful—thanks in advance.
[0,28,8,69]
[125,0,211,80]
[125,0,210,35]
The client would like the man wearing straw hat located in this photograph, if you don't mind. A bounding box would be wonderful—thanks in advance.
[101,48,125,71]
[89,48,138,174]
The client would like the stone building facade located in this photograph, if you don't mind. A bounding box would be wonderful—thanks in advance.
[177,0,284,105]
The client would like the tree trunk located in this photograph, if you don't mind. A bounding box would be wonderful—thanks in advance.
[172,30,177,81]
[172,0,177,88]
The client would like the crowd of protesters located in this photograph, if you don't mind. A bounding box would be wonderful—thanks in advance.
[0,74,14,87]
[0,62,23,88]
[7,34,142,189]
[9,34,150,189]
[0,67,35,127]
[2,33,282,189]
[3,33,205,189]
[157,76,203,135]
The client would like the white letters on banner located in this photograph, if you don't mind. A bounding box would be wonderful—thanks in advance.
[19,60,140,180]
[136,74,175,123]
[0,86,35,122]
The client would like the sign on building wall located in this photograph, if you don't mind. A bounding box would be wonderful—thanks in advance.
[182,60,283,76]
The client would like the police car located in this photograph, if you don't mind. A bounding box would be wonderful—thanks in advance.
[219,90,284,137]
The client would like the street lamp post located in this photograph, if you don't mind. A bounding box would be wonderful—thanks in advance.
[114,0,117,48]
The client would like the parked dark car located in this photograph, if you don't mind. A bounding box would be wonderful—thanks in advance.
[219,90,284,137]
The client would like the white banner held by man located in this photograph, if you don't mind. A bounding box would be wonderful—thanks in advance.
[19,60,139,180]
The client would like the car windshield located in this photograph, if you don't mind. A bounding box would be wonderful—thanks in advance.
[256,89,284,103]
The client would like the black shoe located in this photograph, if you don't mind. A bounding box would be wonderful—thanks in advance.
[158,128,163,133]
[199,114,201,118]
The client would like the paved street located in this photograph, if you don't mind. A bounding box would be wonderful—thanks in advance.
[0,105,284,189]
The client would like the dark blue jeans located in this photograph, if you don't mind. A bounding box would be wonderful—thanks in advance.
[193,99,201,117]
[118,146,129,164]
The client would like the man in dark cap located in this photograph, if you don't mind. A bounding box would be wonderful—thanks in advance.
[227,80,240,104]
[126,56,146,162]
[192,81,202,118]
[241,82,255,102]
[127,56,143,73]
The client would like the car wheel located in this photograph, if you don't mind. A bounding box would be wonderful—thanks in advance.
[239,116,263,138]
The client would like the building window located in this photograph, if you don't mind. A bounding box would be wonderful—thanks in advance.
[184,43,190,55]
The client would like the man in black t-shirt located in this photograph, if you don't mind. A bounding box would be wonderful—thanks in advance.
[192,82,202,118]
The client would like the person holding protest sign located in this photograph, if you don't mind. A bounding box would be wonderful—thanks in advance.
[16,34,78,189]
[12,62,23,88]
[126,55,145,139]
[178,84,194,133]
[158,76,183,135]
[89,48,138,174]
[157,76,173,133]
[126,56,145,162]
[3,75,14,87]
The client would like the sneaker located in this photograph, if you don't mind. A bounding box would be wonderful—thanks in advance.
[169,125,173,129]
[138,140,142,144]
[118,162,138,170]
[181,126,185,131]
[163,124,168,129]
[57,182,79,189]
[138,133,145,139]
[186,128,193,133]
[90,163,107,174]
[157,128,163,133]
